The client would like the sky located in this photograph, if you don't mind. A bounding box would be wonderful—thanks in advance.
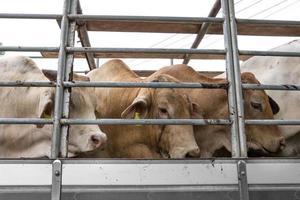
[0,0,299,72]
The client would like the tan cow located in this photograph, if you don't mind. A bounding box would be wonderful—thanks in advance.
[153,64,285,157]
[0,55,107,158]
[86,59,202,159]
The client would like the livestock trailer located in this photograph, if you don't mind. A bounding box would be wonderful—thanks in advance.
[0,0,300,199]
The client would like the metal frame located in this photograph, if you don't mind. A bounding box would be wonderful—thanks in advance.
[0,0,300,200]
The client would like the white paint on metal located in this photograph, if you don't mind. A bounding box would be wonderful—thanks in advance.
[62,163,238,185]
[0,164,52,185]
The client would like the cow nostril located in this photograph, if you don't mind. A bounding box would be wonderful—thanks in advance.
[279,137,286,150]
[186,147,200,157]
[91,134,102,145]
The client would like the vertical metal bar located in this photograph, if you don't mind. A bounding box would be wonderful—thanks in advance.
[182,0,221,64]
[221,0,240,158]
[170,58,174,65]
[51,0,71,159]
[224,0,250,199]
[228,0,247,158]
[60,0,79,158]
[237,160,249,200]
[51,160,62,200]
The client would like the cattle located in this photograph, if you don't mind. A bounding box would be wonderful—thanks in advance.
[85,59,202,159]
[238,39,300,156]
[154,64,285,157]
[0,55,107,158]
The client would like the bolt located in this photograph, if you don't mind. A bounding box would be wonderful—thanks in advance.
[240,171,246,176]
[55,170,60,176]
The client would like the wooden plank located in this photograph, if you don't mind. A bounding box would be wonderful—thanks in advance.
[83,20,300,36]
[41,51,251,60]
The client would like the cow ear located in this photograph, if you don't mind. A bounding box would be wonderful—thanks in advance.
[42,69,57,81]
[121,98,149,119]
[268,95,280,115]
[37,91,54,128]
[191,102,203,119]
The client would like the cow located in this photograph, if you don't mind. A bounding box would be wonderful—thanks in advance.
[238,39,300,156]
[85,59,202,159]
[0,55,107,158]
[154,64,285,157]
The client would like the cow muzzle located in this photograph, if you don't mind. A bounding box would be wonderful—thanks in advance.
[168,146,200,159]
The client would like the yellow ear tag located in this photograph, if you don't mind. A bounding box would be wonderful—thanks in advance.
[134,112,141,126]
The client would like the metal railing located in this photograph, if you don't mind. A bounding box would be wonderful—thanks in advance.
[0,0,300,200]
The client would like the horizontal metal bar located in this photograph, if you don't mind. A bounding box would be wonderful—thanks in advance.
[0,118,53,125]
[0,46,59,52]
[243,84,300,91]
[0,81,55,87]
[66,47,226,55]
[63,81,228,89]
[239,50,300,57]
[0,13,61,19]
[237,18,300,26]
[61,118,231,125]
[245,119,300,125]
[68,14,224,23]
[2,82,300,91]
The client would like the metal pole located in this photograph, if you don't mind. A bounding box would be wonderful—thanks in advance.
[228,0,247,158]
[51,0,72,199]
[221,0,240,158]
[51,0,71,159]
[225,0,249,199]
[60,0,78,158]
[183,0,221,64]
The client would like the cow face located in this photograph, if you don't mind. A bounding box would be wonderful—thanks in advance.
[242,72,285,155]
[121,74,202,158]
[42,70,107,157]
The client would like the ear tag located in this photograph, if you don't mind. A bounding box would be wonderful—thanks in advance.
[134,112,141,126]
[43,113,52,119]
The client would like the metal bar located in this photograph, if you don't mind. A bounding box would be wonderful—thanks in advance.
[68,14,224,23]
[51,160,62,200]
[239,50,300,57]
[221,0,240,158]
[63,81,228,89]
[242,83,300,90]
[51,0,71,159]
[60,0,78,158]
[237,18,300,26]
[245,119,300,125]
[76,1,97,70]
[228,0,249,198]
[60,118,231,125]
[0,81,55,87]
[66,47,226,54]
[0,13,61,19]
[1,118,300,126]
[228,0,248,158]
[0,118,52,124]
[0,46,59,52]
[183,0,221,64]
[237,160,249,200]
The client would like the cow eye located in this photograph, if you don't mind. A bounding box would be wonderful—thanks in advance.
[159,107,168,114]
[251,101,263,112]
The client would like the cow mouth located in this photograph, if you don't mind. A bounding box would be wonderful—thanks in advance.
[247,142,272,157]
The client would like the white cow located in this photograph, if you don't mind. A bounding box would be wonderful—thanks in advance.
[0,56,107,158]
[217,39,300,156]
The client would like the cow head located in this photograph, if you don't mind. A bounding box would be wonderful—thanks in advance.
[42,70,107,157]
[241,72,285,156]
[121,74,202,158]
